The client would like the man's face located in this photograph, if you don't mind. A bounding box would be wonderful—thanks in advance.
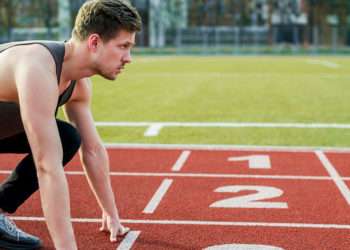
[94,30,136,80]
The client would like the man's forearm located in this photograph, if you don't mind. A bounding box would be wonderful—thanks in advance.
[37,164,77,250]
[80,146,120,219]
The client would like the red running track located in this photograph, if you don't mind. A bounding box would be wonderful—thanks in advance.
[1,146,350,249]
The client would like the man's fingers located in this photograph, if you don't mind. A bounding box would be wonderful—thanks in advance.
[99,217,108,232]
[99,225,108,232]
[118,226,130,236]
[110,228,117,242]
[109,225,130,242]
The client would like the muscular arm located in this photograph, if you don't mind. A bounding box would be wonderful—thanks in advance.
[64,78,122,236]
[15,49,77,250]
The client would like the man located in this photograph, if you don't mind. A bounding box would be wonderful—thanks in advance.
[0,0,142,249]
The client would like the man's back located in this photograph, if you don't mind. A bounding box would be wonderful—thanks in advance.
[0,41,79,139]
[0,41,66,103]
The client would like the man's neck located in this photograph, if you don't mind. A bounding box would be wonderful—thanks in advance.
[60,39,96,82]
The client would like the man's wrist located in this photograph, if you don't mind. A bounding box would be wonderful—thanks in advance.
[103,208,119,219]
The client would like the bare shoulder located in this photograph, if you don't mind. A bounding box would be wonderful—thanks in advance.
[14,44,58,98]
[15,44,56,79]
[0,44,58,103]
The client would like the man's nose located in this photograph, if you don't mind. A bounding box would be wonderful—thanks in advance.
[123,50,132,64]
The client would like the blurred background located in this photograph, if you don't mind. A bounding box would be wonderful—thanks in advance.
[1,0,350,147]
[1,0,350,54]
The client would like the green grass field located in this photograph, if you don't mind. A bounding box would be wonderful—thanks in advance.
[80,56,350,147]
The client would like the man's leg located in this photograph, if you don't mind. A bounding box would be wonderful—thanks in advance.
[0,120,81,249]
[0,120,81,213]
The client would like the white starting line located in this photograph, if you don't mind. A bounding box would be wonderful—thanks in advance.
[10,216,350,230]
[0,170,348,181]
[10,216,350,249]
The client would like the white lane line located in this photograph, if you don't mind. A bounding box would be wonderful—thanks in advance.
[103,143,350,153]
[0,170,341,180]
[10,216,350,230]
[172,150,191,171]
[116,231,141,250]
[96,121,350,129]
[315,150,350,205]
[144,124,163,137]
[307,59,340,69]
[143,179,173,214]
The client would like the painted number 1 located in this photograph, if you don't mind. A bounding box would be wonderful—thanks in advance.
[210,185,288,209]
[228,155,271,169]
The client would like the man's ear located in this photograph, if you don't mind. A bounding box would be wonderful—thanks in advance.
[87,34,100,52]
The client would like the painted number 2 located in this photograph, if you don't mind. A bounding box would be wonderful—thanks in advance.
[210,185,288,209]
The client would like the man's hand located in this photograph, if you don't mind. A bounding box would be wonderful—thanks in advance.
[99,212,130,242]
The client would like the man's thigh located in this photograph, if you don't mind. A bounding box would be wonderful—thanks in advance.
[0,102,25,141]
[0,132,30,154]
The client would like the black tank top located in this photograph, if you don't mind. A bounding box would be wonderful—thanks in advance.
[0,41,77,139]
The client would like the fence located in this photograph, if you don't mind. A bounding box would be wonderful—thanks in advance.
[1,0,350,55]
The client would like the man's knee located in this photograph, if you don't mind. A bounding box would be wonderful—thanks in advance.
[57,120,81,164]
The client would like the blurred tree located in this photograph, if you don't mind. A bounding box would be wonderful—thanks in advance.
[0,2,6,41]
[167,0,187,29]
[1,0,350,46]
[3,0,14,41]
[69,0,85,27]
[44,0,56,38]
[58,0,71,40]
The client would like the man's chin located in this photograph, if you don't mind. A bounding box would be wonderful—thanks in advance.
[100,73,118,81]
